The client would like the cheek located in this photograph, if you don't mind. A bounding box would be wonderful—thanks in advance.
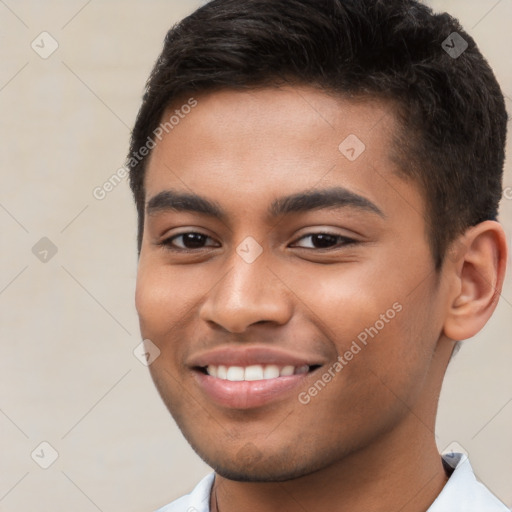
[289,264,435,402]
[285,264,399,350]
[344,289,440,414]
[135,262,184,338]
[136,259,185,315]
[135,267,163,334]
[135,265,194,385]
[135,261,210,362]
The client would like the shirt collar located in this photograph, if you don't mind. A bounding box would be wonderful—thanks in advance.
[427,453,508,511]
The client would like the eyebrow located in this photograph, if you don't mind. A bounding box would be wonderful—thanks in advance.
[146,187,384,220]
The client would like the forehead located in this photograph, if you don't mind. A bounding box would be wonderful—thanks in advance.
[144,86,422,221]
[148,86,395,167]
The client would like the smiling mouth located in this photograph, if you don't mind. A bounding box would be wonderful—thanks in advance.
[196,364,322,381]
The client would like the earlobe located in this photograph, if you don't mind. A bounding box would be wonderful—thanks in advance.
[443,221,508,342]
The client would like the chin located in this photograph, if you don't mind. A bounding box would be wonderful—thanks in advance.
[190,441,331,483]
[209,462,318,483]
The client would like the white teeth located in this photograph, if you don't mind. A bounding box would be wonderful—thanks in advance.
[263,365,280,379]
[244,365,264,381]
[226,366,245,381]
[205,364,311,381]
[217,365,227,379]
[280,365,295,376]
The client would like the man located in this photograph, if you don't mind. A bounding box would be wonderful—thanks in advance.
[127,0,509,510]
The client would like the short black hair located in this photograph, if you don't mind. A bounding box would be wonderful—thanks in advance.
[128,0,508,268]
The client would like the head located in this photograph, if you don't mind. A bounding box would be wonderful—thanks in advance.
[130,0,508,482]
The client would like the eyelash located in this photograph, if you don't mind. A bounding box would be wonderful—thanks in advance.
[158,231,357,252]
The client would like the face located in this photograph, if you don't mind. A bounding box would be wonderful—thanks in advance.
[135,86,450,481]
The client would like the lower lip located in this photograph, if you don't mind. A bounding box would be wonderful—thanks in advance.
[193,369,311,409]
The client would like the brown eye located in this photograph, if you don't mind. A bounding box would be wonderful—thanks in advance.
[292,233,356,249]
[162,232,219,250]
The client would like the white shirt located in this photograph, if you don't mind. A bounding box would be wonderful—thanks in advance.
[155,453,510,512]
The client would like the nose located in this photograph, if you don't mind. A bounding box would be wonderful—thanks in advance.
[198,251,294,333]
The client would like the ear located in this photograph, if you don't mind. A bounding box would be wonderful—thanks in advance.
[443,220,508,341]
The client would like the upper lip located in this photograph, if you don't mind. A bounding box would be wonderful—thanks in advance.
[187,345,326,369]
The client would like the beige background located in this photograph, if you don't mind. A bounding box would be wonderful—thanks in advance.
[0,1,511,510]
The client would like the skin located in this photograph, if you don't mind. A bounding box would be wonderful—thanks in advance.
[135,86,507,512]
